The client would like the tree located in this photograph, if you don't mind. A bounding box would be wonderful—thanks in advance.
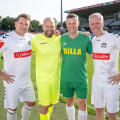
[1,16,16,30]
[53,18,58,25]
[57,21,66,28]
[30,20,40,30]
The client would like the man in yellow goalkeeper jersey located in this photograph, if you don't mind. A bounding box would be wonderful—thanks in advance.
[32,17,61,120]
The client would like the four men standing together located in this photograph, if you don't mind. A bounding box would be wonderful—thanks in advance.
[0,12,120,120]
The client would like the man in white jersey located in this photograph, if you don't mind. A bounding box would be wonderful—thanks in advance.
[89,13,120,120]
[0,14,36,120]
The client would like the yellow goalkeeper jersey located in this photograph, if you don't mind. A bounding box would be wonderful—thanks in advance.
[32,33,61,82]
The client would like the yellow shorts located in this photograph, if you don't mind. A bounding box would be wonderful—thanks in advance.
[36,79,60,106]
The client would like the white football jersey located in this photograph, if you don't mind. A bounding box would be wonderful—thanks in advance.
[0,31,33,86]
[92,32,120,85]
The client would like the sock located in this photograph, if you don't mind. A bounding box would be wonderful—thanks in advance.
[7,109,17,120]
[48,106,53,119]
[66,105,75,120]
[78,109,87,120]
[21,103,33,120]
[40,113,49,120]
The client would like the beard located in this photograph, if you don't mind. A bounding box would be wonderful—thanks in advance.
[44,30,54,37]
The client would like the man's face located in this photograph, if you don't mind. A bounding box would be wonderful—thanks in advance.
[66,17,80,34]
[89,16,104,37]
[15,17,30,36]
[42,20,56,37]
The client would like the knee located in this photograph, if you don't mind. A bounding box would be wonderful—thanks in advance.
[77,99,87,110]
[107,112,117,120]
[26,101,36,107]
[32,101,36,106]
[96,108,104,113]
[40,105,49,114]
[67,97,75,106]
[7,108,17,115]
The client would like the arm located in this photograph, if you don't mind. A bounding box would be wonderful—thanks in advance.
[108,73,120,85]
[0,70,15,84]
[54,30,60,36]
[82,31,91,36]
[90,53,93,58]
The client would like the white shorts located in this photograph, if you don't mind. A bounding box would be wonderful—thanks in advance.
[91,82,119,113]
[4,82,35,109]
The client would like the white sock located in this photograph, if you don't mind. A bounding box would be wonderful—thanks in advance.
[7,109,17,120]
[78,109,87,120]
[66,105,75,120]
[21,103,33,120]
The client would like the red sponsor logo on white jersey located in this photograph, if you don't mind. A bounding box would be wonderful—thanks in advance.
[14,50,32,58]
[93,53,110,60]
[0,40,4,48]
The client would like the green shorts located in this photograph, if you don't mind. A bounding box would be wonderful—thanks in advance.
[61,81,88,99]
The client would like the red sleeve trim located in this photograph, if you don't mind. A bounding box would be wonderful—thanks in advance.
[0,40,4,48]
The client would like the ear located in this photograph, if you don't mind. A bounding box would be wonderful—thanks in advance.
[15,21,17,28]
[42,25,44,30]
[78,21,80,26]
[102,21,104,27]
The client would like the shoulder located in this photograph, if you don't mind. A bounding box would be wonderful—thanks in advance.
[110,32,119,38]
[79,31,90,38]
[61,32,68,39]
[105,32,120,41]
[0,31,14,42]
[79,32,92,42]
[32,33,43,40]
[27,32,34,38]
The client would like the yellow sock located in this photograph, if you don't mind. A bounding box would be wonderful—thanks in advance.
[48,106,53,119]
[40,113,49,120]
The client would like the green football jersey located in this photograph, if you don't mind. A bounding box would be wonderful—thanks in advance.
[61,32,92,83]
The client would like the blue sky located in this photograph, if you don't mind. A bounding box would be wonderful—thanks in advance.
[0,0,113,23]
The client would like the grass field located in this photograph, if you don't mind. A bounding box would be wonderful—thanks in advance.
[0,51,120,119]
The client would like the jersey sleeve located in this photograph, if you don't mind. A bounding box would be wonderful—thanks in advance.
[0,36,7,53]
[86,36,93,54]
[113,34,120,50]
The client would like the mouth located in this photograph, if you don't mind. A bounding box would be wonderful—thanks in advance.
[93,29,99,32]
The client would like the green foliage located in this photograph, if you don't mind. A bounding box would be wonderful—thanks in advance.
[79,17,88,26]
[0,16,2,30]
[1,16,16,30]
[30,20,40,30]
[57,21,66,28]
[53,18,58,25]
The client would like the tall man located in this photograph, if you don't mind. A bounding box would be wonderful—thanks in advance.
[0,14,36,120]
[89,13,120,120]
[60,13,92,120]
[32,17,61,120]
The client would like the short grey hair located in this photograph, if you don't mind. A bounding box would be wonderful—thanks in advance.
[89,13,104,22]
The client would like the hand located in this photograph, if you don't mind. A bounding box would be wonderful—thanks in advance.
[54,30,60,36]
[108,73,120,85]
[82,31,90,36]
[1,71,15,84]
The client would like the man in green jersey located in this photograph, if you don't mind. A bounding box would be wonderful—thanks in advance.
[32,17,61,120]
[61,14,92,120]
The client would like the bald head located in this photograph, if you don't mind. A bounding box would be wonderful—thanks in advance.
[42,17,56,37]
[43,17,55,25]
